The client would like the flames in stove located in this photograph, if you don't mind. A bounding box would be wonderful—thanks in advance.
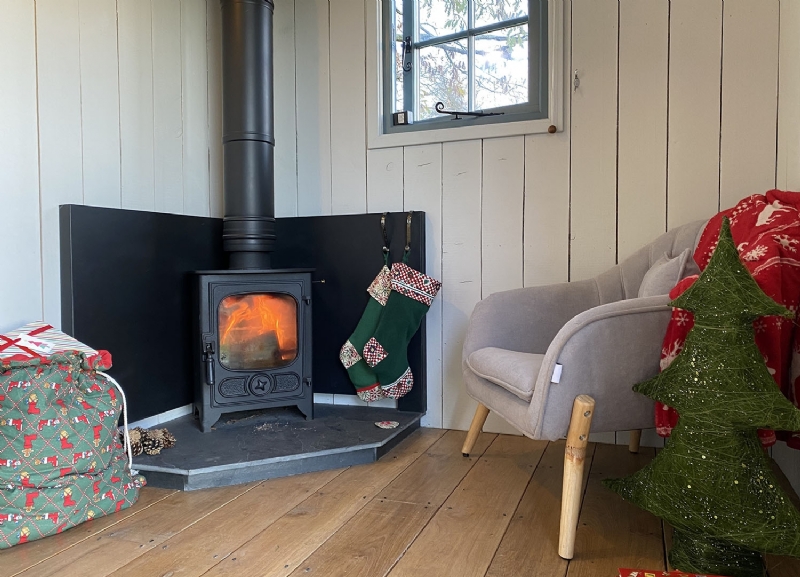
[218,294,298,370]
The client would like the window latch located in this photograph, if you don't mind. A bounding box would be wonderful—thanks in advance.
[400,36,412,72]
[435,102,505,120]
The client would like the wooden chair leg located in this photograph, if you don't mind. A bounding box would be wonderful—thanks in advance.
[558,394,595,560]
[629,429,642,453]
[462,403,490,456]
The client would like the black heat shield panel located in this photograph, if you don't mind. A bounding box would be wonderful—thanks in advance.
[272,212,427,413]
[60,205,426,421]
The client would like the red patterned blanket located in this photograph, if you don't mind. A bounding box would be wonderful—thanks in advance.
[657,190,800,448]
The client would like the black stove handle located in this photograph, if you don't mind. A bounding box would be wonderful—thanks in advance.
[203,342,215,387]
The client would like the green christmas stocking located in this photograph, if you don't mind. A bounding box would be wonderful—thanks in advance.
[339,265,392,402]
[363,262,442,399]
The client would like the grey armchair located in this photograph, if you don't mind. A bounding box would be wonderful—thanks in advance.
[461,219,707,559]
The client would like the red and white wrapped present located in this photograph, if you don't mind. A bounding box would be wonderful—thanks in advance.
[0,322,106,367]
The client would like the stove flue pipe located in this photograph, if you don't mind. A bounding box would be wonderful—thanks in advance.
[221,0,276,269]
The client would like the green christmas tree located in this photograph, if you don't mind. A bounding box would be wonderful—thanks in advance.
[604,217,800,577]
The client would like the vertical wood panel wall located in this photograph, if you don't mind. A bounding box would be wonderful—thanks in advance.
[283,0,789,434]
[3,0,797,439]
[1,0,229,335]
[1,0,41,332]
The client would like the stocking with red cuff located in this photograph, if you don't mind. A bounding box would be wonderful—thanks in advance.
[339,266,392,402]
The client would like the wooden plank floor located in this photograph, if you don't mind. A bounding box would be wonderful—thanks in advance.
[2,429,800,577]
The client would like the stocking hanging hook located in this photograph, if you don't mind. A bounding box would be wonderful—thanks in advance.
[381,213,390,262]
[405,211,412,252]
[381,213,389,252]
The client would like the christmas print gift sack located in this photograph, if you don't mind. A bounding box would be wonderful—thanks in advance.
[0,323,145,548]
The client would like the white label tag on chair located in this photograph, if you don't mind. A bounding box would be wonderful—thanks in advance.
[551,364,563,384]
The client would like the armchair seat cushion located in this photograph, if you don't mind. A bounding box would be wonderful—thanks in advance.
[466,347,545,402]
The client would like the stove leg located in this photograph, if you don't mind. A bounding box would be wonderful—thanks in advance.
[297,396,314,420]
[200,407,224,432]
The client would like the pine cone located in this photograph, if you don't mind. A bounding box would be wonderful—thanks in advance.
[158,428,176,449]
[128,428,143,457]
[130,439,143,457]
[144,428,177,450]
[141,433,164,456]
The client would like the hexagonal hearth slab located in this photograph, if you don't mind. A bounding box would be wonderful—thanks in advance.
[132,404,422,491]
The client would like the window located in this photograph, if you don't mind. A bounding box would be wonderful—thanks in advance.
[382,0,550,137]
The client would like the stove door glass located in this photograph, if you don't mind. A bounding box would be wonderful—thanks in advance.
[218,293,299,370]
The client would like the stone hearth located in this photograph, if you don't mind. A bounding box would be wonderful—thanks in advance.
[132,404,423,491]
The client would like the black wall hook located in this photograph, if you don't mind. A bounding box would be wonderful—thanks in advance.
[381,212,390,255]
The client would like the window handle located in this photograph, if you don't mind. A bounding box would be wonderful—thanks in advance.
[435,102,504,120]
[401,36,413,72]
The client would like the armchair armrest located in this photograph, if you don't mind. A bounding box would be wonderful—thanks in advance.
[463,279,602,358]
[528,294,674,441]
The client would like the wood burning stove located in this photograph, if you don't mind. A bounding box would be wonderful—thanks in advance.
[194,0,313,431]
[193,270,313,432]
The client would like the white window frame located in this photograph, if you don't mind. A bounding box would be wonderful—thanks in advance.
[367,0,565,149]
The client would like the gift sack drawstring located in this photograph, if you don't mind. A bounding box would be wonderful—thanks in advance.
[96,371,137,475]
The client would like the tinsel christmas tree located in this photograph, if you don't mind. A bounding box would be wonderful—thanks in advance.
[604,217,800,577]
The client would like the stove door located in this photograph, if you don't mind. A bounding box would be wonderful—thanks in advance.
[194,272,313,432]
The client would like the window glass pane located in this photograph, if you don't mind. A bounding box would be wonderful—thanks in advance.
[474,24,528,111]
[394,2,404,112]
[418,40,468,120]
[218,293,298,370]
[418,0,467,42]
[474,0,527,28]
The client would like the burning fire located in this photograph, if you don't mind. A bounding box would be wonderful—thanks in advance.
[218,293,298,369]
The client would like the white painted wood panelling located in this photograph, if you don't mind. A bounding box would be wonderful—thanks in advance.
[206,0,223,218]
[404,144,443,428]
[479,136,526,436]
[36,0,84,329]
[569,0,618,280]
[4,0,221,332]
[719,0,779,212]
[616,0,668,262]
[182,0,212,217]
[295,0,332,217]
[78,0,121,209]
[778,0,800,191]
[153,0,185,215]
[0,0,42,332]
[524,130,570,286]
[273,0,299,218]
[366,148,404,213]
[118,0,156,212]
[329,0,367,215]
[523,0,571,288]
[667,0,722,229]
[441,140,483,432]
[481,136,525,298]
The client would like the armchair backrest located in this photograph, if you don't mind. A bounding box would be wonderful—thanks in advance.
[593,219,707,305]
